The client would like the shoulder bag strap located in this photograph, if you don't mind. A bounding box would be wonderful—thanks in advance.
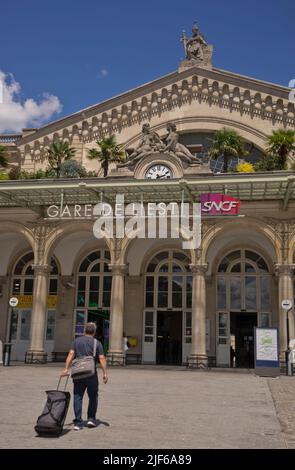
[93,338,97,358]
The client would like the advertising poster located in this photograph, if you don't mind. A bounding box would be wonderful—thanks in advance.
[254,328,280,376]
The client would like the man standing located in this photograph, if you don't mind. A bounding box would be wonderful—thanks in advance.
[61,322,108,430]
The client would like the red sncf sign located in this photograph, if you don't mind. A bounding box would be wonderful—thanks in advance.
[201,193,240,216]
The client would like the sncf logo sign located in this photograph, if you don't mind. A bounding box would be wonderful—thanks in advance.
[201,193,240,216]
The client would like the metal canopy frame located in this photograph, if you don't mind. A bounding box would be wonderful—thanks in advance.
[0,172,294,210]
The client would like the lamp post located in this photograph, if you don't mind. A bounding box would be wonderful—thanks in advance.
[3,297,18,366]
[281,299,293,377]
[286,307,293,376]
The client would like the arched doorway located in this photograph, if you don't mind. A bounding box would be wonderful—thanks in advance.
[9,252,59,361]
[216,249,272,367]
[143,249,192,364]
[74,249,112,353]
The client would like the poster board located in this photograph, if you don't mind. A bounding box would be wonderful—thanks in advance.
[254,327,280,377]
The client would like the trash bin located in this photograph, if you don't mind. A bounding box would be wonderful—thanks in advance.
[3,342,12,367]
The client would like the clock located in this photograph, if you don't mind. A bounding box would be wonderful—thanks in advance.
[145,164,172,179]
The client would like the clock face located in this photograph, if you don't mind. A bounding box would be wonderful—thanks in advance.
[145,164,172,179]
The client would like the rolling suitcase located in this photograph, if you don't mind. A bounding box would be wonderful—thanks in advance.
[35,376,71,436]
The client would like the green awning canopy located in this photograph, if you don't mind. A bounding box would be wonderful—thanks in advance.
[0,172,294,212]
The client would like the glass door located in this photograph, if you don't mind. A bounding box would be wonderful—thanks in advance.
[8,309,31,361]
[216,311,230,366]
[182,311,192,363]
[142,310,156,363]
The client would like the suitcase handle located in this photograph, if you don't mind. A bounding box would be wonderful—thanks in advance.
[57,375,69,391]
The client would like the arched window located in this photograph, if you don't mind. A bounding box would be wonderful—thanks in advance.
[216,249,272,367]
[216,249,272,331]
[143,250,192,362]
[145,250,191,309]
[76,250,111,308]
[12,252,59,296]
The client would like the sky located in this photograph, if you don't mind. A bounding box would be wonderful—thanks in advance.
[0,0,294,133]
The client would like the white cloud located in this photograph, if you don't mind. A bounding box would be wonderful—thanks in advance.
[0,71,62,133]
[97,68,108,79]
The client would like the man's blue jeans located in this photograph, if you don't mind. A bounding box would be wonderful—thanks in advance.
[73,373,98,424]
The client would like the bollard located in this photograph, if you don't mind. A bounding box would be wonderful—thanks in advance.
[0,340,3,364]
[3,343,12,367]
[286,349,293,377]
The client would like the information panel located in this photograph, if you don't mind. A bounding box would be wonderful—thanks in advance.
[254,327,280,376]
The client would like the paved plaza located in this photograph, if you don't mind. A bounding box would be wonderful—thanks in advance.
[0,364,295,449]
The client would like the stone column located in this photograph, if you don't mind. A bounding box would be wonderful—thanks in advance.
[188,264,208,368]
[275,264,295,354]
[107,264,127,365]
[26,265,51,363]
[0,276,9,343]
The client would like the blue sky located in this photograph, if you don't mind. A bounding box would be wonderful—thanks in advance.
[0,0,294,132]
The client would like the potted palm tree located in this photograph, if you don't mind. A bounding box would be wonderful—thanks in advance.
[266,129,295,170]
[47,140,76,178]
[87,135,125,177]
[208,128,248,173]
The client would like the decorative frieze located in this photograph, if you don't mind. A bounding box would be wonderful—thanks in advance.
[18,71,295,161]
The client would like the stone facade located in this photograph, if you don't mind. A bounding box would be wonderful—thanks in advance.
[0,33,294,367]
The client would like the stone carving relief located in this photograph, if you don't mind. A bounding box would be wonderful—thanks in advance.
[123,122,202,167]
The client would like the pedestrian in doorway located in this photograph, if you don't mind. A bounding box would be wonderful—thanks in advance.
[123,331,129,365]
[230,346,236,368]
[61,322,108,430]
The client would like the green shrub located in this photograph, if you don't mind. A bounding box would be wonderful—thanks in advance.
[254,154,281,171]
[0,172,9,180]
[8,167,21,180]
[59,160,87,178]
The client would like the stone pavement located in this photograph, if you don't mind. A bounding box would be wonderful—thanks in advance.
[0,364,293,449]
[267,376,295,449]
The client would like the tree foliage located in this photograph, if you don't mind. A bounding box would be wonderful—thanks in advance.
[87,135,125,177]
[208,128,248,172]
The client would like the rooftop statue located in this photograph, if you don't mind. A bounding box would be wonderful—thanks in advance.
[182,23,207,62]
[180,23,213,70]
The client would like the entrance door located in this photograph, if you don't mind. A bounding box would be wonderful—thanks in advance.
[230,313,257,368]
[88,309,109,349]
[9,308,32,361]
[156,311,182,364]
[77,309,110,353]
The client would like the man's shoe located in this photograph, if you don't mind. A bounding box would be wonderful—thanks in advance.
[87,420,97,428]
[73,424,83,431]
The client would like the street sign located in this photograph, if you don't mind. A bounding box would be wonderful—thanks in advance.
[281,299,293,310]
[9,297,19,308]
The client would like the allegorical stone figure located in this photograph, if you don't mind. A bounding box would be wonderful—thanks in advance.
[163,122,202,164]
[127,123,164,163]
[182,23,207,61]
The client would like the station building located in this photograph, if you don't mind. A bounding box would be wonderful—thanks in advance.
[0,29,294,368]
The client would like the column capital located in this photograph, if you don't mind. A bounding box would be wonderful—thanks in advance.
[189,263,208,275]
[31,264,52,275]
[274,264,295,276]
[108,264,128,275]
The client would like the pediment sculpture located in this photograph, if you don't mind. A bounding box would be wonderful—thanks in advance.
[121,122,203,167]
